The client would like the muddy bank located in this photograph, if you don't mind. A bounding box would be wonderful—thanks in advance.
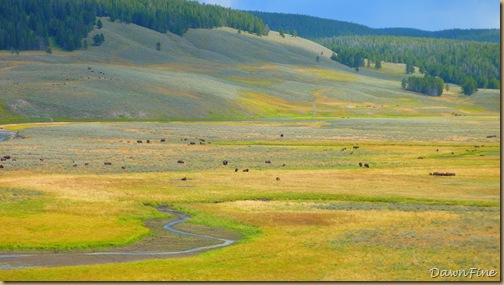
[0,207,238,269]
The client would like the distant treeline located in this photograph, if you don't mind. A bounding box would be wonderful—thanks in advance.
[320,36,500,91]
[249,11,500,43]
[0,0,265,51]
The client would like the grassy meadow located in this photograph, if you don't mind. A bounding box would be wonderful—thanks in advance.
[0,19,500,281]
[0,116,500,281]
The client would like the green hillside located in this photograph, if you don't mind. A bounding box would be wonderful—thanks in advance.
[0,18,499,122]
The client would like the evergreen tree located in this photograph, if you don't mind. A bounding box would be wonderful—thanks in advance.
[97,19,103,29]
[461,77,478,95]
[375,59,382,69]
[279,27,285,38]
[156,41,160,51]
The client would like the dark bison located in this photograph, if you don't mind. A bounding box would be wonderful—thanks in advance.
[364,163,369,168]
[235,168,239,172]
[181,177,187,181]
[3,156,11,160]
[0,165,4,169]
[280,134,284,138]
[418,157,424,159]
[146,140,150,144]
[190,142,196,145]
[104,162,112,165]
[223,160,229,166]
[276,177,281,181]
[243,169,249,172]
[160,139,166,142]
[430,172,456,176]
[137,140,142,143]
[177,160,185,164]
[265,160,271,164]
[353,146,359,149]
[358,162,362,167]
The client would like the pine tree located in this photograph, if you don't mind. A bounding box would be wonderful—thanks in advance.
[279,27,285,38]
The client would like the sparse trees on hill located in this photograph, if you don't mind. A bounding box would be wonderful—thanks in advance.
[279,27,285,38]
[97,19,103,29]
[156,42,160,51]
[93,33,104,46]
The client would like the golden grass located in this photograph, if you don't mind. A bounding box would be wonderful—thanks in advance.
[295,67,357,82]
[0,121,499,281]
[237,91,310,116]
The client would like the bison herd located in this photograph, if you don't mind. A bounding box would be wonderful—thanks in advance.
[1,135,480,181]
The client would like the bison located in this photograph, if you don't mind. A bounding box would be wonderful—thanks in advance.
[177,160,185,164]
[353,146,359,149]
[160,139,166,142]
[137,140,142,143]
[223,160,229,166]
[0,165,4,169]
[235,168,239,172]
[243,169,249,172]
[104,162,112,165]
[358,162,362,167]
[364,163,369,168]
[276,177,281,181]
[265,160,271,164]
[181,177,187,181]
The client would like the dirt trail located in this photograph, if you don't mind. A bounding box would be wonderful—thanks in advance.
[0,207,235,269]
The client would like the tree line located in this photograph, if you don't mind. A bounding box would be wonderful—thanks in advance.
[0,0,266,52]
[249,11,500,43]
[320,35,500,94]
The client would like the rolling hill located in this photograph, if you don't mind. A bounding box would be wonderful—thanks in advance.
[0,18,499,122]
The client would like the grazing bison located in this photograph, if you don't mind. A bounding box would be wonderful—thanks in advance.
[104,162,112,165]
[282,164,286,167]
[72,164,78,167]
[177,160,185,164]
[280,134,284,138]
[84,163,89,166]
[121,166,126,169]
[364,163,369,168]
[340,148,347,152]
[3,156,11,160]
[146,140,150,144]
[265,160,271,164]
[0,158,5,162]
[243,169,249,172]
[418,157,424,159]
[0,165,4,169]
[353,146,359,149]
[358,162,362,167]
[189,142,196,145]
[276,177,281,181]
[235,168,239,172]
[430,172,456,177]
[181,177,187,181]
[137,140,142,143]
[223,160,229,166]
[160,139,166,142]
[487,135,497,138]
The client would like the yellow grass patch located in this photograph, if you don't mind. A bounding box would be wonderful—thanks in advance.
[237,91,310,116]
[0,213,149,249]
[295,68,357,82]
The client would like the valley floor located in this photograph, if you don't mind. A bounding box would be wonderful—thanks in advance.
[0,118,500,281]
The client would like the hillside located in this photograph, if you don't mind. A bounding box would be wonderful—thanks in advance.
[0,18,499,122]
[249,11,500,43]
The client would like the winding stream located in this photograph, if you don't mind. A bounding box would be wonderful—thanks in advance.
[0,208,235,269]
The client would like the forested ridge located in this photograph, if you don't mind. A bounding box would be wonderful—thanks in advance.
[249,11,500,43]
[319,35,500,92]
[0,0,265,51]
